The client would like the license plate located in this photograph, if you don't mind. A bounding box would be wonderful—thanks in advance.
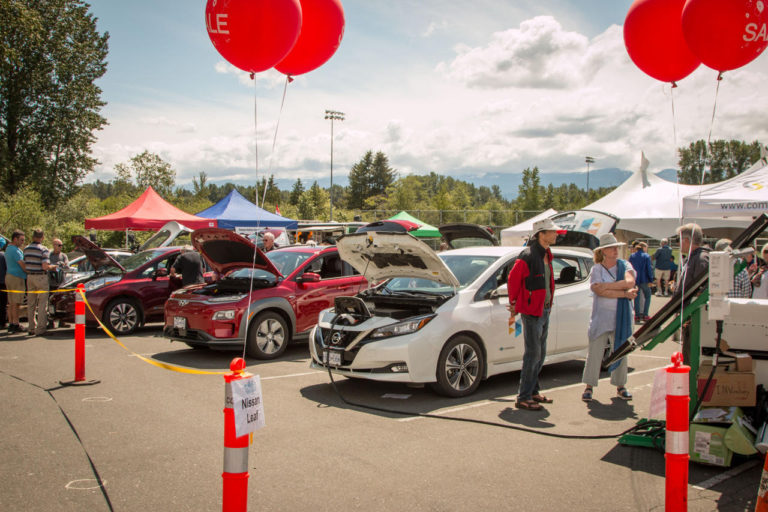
[174,316,187,330]
[325,350,343,367]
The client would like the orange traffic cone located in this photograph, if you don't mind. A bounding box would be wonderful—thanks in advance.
[756,453,768,512]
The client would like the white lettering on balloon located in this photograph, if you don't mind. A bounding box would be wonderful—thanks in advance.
[206,13,230,35]
[744,22,768,42]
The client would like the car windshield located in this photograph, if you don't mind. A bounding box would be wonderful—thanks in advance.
[226,268,278,283]
[106,249,167,273]
[383,254,498,292]
[266,250,313,276]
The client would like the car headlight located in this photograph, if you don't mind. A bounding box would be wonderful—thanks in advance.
[83,276,121,292]
[212,310,236,320]
[208,294,247,303]
[369,314,436,339]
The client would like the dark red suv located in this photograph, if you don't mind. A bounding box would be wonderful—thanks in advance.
[163,228,367,359]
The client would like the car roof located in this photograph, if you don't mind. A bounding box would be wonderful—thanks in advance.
[439,245,591,259]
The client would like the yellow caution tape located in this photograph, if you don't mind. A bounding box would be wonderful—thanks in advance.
[2,288,80,293]
[75,288,226,376]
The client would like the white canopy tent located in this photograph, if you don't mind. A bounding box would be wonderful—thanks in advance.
[500,208,557,246]
[682,157,768,220]
[581,153,749,240]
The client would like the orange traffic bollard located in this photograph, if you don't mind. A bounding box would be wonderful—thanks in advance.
[60,284,99,386]
[665,351,690,512]
[223,357,252,512]
[756,453,768,511]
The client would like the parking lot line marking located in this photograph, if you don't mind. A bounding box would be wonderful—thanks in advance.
[261,371,324,381]
[398,365,666,422]
[629,354,675,360]
[691,460,760,490]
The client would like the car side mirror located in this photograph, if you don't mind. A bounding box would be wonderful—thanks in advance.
[489,284,508,299]
[297,272,321,284]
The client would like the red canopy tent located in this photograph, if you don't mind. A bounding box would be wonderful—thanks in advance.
[84,187,217,231]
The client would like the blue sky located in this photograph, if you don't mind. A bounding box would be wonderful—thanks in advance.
[87,0,768,188]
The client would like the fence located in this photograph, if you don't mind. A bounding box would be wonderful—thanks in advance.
[353,209,546,229]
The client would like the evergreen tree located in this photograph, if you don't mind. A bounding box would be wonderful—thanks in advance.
[289,178,304,205]
[370,151,397,196]
[517,167,542,212]
[0,0,109,201]
[347,151,374,209]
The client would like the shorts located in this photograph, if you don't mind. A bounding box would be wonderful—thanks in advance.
[654,269,670,281]
[6,274,26,305]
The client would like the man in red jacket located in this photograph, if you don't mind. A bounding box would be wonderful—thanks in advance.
[507,218,564,410]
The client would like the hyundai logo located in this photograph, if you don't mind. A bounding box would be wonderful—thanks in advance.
[177,300,188,307]
[330,332,343,345]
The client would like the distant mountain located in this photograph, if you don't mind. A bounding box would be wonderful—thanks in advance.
[220,167,681,200]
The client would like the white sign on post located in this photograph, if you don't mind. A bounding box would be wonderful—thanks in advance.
[231,375,265,437]
[648,368,667,419]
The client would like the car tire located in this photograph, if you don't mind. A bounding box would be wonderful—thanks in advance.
[430,335,484,398]
[103,298,141,335]
[246,311,289,360]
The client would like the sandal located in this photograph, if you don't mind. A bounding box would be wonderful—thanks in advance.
[617,387,633,400]
[532,394,553,403]
[582,388,593,402]
[515,399,543,411]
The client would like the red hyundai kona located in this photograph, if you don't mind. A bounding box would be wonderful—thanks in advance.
[163,228,367,359]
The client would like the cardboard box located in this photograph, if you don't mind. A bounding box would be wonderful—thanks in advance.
[696,366,756,407]
[722,351,753,373]
[690,424,733,467]
[691,407,757,456]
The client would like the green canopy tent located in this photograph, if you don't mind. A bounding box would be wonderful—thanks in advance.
[388,211,441,238]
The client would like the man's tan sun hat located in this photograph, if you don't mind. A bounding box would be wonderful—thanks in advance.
[531,218,566,237]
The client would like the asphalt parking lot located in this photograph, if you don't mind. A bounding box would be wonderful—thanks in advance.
[0,298,761,511]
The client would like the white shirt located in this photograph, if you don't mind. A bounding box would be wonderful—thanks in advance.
[753,271,768,299]
[588,260,636,340]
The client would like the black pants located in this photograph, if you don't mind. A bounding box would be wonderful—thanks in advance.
[0,283,7,327]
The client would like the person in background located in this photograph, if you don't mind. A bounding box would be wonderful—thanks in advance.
[714,239,752,298]
[0,236,7,330]
[581,233,638,402]
[49,238,69,268]
[5,230,27,334]
[674,223,708,366]
[629,241,653,323]
[507,218,564,411]
[262,232,278,252]
[438,241,450,252]
[751,244,768,300]
[23,229,51,336]
[170,246,205,287]
[653,238,673,297]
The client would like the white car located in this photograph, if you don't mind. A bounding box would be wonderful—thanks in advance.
[309,231,596,397]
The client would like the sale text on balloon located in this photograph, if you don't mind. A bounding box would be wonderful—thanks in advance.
[206,13,230,35]
[745,23,768,42]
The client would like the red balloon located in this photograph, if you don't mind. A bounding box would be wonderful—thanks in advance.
[205,0,303,74]
[682,0,768,72]
[624,0,700,83]
[275,0,345,76]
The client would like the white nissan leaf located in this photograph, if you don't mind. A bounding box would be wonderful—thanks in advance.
[309,230,597,397]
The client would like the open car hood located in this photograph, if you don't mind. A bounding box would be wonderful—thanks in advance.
[336,232,460,286]
[191,228,280,276]
[439,223,498,247]
[139,221,192,252]
[72,236,126,272]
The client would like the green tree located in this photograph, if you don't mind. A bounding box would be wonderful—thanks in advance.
[677,139,763,185]
[289,178,304,205]
[0,0,109,201]
[370,151,397,196]
[347,151,374,209]
[114,151,176,196]
[517,166,542,212]
[308,181,328,219]
[192,171,209,197]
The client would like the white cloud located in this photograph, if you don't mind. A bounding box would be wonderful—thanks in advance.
[439,16,592,89]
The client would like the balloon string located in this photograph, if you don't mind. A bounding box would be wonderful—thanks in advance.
[261,75,290,209]
[670,82,681,221]
[244,72,260,361]
[696,72,723,206]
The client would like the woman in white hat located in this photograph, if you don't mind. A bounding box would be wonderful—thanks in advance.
[581,233,638,402]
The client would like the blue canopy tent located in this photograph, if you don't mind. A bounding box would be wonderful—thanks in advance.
[196,189,298,230]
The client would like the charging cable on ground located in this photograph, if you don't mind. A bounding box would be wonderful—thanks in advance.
[323,362,662,442]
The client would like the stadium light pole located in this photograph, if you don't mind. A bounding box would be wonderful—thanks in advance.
[324,110,345,221]
[585,156,595,197]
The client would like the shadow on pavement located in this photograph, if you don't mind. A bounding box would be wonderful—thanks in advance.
[498,406,555,428]
[586,397,639,422]
[299,360,591,420]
